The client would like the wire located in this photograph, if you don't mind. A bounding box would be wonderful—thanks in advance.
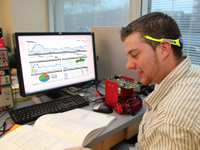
[66,82,94,93]
[95,80,105,97]
[0,111,8,118]
[0,53,6,93]
[14,95,37,102]
[92,99,104,108]
[0,120,14,137]
[12,88,19,94]
[37,94,44,103]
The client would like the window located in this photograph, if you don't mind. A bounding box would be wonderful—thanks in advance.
[48,0,131,32]
[141,0,200,65]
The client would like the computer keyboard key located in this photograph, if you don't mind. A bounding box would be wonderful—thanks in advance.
[9,95,89,124]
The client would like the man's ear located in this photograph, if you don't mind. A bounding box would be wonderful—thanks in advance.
[160,41,172,59]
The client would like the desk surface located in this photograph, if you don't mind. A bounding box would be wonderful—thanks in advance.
[1,99,145,148]
[1,76,146,148]
[84,103,145,147]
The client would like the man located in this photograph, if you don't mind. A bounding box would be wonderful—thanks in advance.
[120,12,200,150]
[66,12,200,150]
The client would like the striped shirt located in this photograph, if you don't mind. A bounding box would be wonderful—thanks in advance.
[138,56,200,150]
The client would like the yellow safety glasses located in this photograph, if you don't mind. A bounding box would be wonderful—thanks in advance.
[143,35,183,48]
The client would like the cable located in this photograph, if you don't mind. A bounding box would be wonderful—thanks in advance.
[94,79,105,97]
[66,82,94,93]
[12,88,19,94]
[0,111,8,118]
[0,116,11,128]
[37,94,44,103]
[14,95,37,102]
[0,53,6,93]
[0,120,14,137]
[92,98,104,107]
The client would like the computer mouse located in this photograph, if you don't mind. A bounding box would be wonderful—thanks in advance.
[92,102,113,114]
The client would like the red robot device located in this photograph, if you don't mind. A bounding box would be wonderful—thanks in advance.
[104,76,142,115]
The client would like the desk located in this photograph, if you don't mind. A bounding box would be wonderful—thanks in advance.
[1,76,146,149]
[1,99,145,150]
[84,103,145,150]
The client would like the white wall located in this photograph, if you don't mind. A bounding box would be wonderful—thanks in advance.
[91,27,140,82]
[0,0,14,50]
[10,0,49,32]
[0,0,49,51]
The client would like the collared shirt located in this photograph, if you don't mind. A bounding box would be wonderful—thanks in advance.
[138,56,200,150]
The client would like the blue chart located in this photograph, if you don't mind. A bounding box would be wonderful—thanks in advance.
[31,61,62,74]
[28,44,86,54]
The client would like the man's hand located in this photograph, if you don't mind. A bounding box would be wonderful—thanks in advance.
[64,146,92,150]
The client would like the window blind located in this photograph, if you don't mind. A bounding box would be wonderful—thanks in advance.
[48,0,130,32]
[141,0,200,65]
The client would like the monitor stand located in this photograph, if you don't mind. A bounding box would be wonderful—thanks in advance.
[45,89,71,100]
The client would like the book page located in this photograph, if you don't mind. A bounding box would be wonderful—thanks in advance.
[0,125,78,150]
[62,108,116,127]
[34,113,104,146]
[34,109,116,146]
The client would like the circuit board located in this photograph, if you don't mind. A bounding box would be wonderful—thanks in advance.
[106,76,139,89]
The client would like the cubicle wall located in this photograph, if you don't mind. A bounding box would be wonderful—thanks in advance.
[91,27,140,82]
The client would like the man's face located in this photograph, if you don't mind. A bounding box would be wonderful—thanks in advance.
[124,32,161,85]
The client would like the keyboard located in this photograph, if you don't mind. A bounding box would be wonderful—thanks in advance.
[9,95,89,124]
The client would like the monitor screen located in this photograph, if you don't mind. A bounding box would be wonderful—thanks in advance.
[14,32,97,98]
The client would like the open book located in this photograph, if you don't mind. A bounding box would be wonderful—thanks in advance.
[0,108,116,150]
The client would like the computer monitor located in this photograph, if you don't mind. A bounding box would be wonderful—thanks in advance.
[14,32,98,98]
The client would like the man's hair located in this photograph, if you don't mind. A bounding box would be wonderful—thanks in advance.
[120,12,183,59]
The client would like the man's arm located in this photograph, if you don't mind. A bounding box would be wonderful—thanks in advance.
[139,123,200,150]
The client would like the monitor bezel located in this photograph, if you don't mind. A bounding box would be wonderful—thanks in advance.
[14,32,98,97]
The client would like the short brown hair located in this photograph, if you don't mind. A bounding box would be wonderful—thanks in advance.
[120,12,183,59]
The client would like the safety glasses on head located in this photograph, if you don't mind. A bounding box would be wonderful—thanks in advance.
[143,35,183,49]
